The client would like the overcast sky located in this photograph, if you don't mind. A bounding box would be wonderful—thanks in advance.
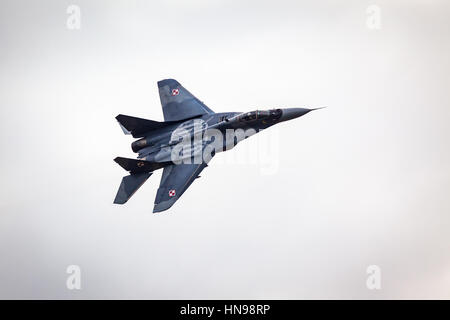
[1,0,449,299]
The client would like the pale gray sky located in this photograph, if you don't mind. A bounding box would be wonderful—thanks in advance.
[0,0,449,299]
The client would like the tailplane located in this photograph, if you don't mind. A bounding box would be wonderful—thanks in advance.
[114,173,152,204]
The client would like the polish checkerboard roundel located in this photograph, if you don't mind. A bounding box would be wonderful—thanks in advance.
[168,189,176,197]
[171,89,179,96]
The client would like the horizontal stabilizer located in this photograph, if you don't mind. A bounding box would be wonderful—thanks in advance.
[116,114,175,138]
[114,172,152,204]
[114,157,169,174]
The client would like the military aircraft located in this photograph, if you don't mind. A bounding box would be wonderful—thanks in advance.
[114,79,321,212]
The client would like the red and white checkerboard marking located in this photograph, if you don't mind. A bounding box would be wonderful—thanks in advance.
[171,89,179,96]
[168,189,176,197]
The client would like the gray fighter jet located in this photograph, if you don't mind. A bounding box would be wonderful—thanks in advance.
[114,79,321,212]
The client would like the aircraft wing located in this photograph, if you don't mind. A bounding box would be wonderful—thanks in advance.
[157,79,214,121]
[153,162,209,213]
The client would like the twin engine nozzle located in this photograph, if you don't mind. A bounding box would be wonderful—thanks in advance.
[132,138,151,153]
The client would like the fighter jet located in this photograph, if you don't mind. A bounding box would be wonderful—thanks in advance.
[114,79,321,213]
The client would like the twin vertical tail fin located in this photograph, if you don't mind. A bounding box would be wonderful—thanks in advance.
[114,157,168,174]
[116,114,177,138]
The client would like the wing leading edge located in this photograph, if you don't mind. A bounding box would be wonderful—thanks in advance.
[158,79,214,121]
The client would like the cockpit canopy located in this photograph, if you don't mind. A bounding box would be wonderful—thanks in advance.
[238,109,282,122]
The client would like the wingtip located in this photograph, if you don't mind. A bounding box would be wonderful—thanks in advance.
[113,198,126,205]
[153,198,177,213]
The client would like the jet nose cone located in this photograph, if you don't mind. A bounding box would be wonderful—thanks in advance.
[279,108,312,122]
